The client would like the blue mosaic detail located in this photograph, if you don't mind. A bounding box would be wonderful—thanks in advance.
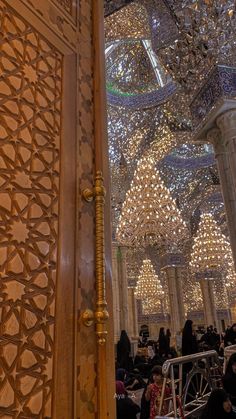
[190,65,236,128]
[160,253,185,268]
[163,153,215,169]
[195,271,222,281]
[107,81,177,109]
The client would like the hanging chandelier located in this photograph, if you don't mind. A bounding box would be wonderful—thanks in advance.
[226,269,236,286]
[116,156,188,248]
[135,258,164,314]
[142,296,163,315]
[190,213,233,280]
[226,263,236,289]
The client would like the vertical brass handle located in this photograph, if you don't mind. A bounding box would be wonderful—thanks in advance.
[82,171,109,345]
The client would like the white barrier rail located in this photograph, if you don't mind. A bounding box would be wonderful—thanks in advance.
[157,350,222,418]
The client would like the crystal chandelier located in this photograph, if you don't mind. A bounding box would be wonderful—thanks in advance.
[190,213,233,279]
[142,296,163,315]
[116,156,188,248]
[213,281,229,310]
[135,258,164,314]
[226,267,236,288]
[225,252,236,296]
[184,271,203,313]
[225,268,236,307]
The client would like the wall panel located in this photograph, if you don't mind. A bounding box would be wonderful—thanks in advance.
[0,1,63,416]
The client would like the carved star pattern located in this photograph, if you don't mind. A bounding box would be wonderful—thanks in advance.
[0,3,62,416]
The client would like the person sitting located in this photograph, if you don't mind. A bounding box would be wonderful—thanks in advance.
[116,368,126,382]
[125,368,146,391]
[134,348,148,366]
[115,380,140,419]
[201,388,236,419]
[223,353,236,407]
[224,324,236,347]
[200,326,220,351]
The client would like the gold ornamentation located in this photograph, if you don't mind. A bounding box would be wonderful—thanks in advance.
[81,309,94,327]
[82,171,109,345]
[82,188,94,202]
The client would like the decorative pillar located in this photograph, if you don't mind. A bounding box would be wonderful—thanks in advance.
[207,127,236,263]
[176,267,186,326]
[112,244,130,337]
[217,109,236,192]
[127,287,139,338]
[200,280,218,327]
[161,254,186,336]
[112,244,121,342]
[118,246,129,332]
[165,267,185,335]
[190,65,236,267]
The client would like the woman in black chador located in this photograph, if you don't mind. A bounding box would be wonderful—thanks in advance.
[201,388,236,419]
[117,330,131,371]
[166,328,171,354]
[158,327,167,357]
[223,353,236,407]
[182,319,198,356]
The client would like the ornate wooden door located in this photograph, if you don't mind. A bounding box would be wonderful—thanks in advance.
[0,0,77,417]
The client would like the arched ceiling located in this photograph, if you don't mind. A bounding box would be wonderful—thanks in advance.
[105,0,235,245]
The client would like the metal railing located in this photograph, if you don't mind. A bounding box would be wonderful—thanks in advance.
[158,350,222,418]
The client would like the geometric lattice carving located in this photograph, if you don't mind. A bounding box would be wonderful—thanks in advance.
[55,0,72,14]
[0,1,62,416]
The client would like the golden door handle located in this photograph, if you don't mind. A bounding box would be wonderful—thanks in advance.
[81,171,109,345]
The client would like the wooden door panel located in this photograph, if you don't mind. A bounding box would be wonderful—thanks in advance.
[0,1,76,417]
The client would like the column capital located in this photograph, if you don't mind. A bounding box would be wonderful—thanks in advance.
[160,252,185,269]
[216,109,236,146]
[206,127,225,156]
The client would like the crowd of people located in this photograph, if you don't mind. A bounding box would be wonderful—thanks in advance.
[182,320,236,356]
[115,322,236,418]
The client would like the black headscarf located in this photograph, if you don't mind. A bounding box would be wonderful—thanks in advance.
[225,353,236,377]
[117,330,131,370]
[201,389,236,419]
[159,327,167,356]
[182,319,198,356]
[118,330,131,352]
[223,353,236,402]
[116,368,126,382]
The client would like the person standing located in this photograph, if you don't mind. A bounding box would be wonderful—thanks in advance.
[182,319,198,356]
[117,330,131,371]
[158,327,168,357]
[166,329,171,354]
[145,365,171,419]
